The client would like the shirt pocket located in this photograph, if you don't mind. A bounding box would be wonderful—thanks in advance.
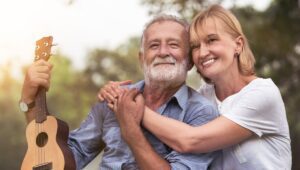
[233,144,247,164]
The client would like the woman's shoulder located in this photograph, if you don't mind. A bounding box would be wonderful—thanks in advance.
[235,78,284,110]
[241,78,280,96]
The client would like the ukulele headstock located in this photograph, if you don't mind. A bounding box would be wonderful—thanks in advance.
[35,36,53,61]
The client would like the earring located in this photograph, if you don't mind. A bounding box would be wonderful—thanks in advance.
[234,53,239,58]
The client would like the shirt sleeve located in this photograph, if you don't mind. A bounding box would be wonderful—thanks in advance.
[166,104,220,169]
[166,150,218,170]
[68,102,106,169]
[223,86,284,137]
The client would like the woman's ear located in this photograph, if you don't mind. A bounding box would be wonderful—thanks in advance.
[235,36,244,54]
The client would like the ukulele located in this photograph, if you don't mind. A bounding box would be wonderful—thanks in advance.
[21,36,76,170]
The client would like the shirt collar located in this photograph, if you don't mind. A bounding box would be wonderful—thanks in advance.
[171,84,188,111]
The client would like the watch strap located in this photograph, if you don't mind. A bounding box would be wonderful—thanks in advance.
[26,100,35,109]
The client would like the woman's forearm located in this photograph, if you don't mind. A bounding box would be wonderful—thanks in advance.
[142,107,253,153]
[142,107,200,153]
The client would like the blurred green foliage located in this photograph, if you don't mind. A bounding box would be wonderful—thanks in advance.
[0,0,299,169]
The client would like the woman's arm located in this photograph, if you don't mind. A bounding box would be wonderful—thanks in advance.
[143,107,253,153]
[97,81,254,153]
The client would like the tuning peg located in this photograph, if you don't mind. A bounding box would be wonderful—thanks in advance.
[51,43,58,47]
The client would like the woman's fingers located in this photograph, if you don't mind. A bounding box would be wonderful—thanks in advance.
[119,80,132,86]
[98,81,130,103]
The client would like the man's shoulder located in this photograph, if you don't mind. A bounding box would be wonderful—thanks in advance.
[90,101,114,118]
[183,87,219,126]
[186,86,215,107]
[185,86,219,119]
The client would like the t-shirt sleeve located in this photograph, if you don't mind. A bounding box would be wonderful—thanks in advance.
[222,87,284,137]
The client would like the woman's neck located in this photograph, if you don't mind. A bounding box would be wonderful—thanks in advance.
[213,74,256,101]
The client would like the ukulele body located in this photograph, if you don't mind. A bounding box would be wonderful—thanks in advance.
[21,116,76,170]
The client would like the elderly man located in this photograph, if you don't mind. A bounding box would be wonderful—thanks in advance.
[20,15,219,169]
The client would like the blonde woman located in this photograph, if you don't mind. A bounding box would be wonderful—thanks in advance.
[99,5,291,169]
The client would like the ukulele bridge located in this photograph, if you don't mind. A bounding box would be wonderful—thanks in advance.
[32,162,52,170]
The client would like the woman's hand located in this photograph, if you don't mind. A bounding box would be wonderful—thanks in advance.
[97,80,132,104]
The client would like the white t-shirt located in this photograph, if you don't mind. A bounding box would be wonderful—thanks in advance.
[198,78,291,170]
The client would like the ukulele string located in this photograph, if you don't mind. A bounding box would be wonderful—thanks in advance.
[35,122,38,166]
[41,100,44,164]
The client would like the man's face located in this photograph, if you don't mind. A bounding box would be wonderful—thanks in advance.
[140,21,189,85]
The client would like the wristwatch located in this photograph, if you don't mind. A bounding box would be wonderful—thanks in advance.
[19,100,35,112]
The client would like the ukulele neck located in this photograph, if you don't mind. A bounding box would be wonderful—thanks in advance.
[35,87,49,123]
[32,36,53,123]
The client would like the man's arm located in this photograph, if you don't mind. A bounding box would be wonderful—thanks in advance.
[68,102,106,169]
[114,89,170,170]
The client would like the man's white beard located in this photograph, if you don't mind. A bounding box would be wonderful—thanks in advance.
[143,55,188,87]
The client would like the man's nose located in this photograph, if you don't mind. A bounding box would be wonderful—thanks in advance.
[158,44,170,57]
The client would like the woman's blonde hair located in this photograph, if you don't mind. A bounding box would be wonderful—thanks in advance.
[190,5,256,83]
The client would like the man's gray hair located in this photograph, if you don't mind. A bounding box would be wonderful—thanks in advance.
[139,14,189,53]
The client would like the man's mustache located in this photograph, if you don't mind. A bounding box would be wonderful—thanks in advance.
[152,55,176,66]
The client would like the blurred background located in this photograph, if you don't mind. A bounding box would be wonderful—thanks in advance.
[0,0,299,169]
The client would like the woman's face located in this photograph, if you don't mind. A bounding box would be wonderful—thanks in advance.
[191,18,241,82]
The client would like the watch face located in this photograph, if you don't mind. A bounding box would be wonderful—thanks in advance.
[20,102,28,112]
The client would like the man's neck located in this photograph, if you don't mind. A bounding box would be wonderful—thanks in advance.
[143,81,184,111]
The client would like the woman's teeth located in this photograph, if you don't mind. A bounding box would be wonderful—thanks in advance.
[202,58,215,66]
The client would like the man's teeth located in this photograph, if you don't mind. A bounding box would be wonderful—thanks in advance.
[155,62,175,65]
[202,59,215,66]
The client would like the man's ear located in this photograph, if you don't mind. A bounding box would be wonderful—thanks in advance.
[235,36,244,54]
[138,51,144,68]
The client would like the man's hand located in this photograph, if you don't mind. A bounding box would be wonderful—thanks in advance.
[113,88,145,141]
[113,89,171,170]
[21,60,53,103]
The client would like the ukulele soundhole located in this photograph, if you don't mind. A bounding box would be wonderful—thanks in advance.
[36,132,48,147]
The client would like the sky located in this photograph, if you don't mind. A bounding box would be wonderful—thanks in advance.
[0,0,271,79]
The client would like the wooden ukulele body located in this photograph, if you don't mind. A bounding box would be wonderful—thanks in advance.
[22,116,76,170]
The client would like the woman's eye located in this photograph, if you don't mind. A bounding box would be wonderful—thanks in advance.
[207,38,217,44]
[191,44,200,50]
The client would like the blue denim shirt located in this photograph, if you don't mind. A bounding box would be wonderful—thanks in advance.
[68,80,220,170]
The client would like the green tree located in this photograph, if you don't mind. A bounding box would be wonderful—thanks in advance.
[141,0,221,21]
[47,53,96,129]
[83,37,144,90]
[0,63,25,169]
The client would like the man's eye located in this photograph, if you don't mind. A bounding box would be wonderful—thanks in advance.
[170,43,179,48]
[149,44,159,49]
